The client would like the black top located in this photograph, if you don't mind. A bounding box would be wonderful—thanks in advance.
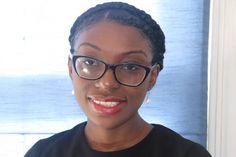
[24,122,211,157]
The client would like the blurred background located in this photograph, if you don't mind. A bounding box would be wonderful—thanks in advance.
[0,0,210,156]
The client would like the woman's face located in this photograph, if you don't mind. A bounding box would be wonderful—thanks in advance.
[68,21,159,129]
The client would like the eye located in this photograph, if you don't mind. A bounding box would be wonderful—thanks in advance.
[122,64,140,71]
[82,58,98,66]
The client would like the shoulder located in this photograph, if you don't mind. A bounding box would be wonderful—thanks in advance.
[150,124,211,157]
[24,122,86,157]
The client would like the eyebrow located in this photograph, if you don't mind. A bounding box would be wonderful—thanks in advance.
[121,50,147,58]
[77,42,101,51]
[77,42,147,57]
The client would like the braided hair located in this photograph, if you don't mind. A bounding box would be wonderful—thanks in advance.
[69,2,165,70]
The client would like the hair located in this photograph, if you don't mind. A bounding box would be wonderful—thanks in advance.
[69,2,165,70]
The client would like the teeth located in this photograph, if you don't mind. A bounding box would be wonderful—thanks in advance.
[93,100,119,107]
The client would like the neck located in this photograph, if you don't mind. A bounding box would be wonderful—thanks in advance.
[84,115,153,151]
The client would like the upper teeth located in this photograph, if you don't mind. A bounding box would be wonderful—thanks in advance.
[93,100,119,107]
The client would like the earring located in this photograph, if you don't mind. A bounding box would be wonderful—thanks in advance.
[145,92,151,104]
[71,89,74,95]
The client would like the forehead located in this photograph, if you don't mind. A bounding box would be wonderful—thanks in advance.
[73,21,152,57]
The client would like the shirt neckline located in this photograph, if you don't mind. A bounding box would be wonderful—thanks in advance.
[80,122,156,155]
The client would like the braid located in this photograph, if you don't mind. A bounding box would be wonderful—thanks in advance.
[69,2,165,70]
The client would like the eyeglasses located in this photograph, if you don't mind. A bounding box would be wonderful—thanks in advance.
[72,55,156,87]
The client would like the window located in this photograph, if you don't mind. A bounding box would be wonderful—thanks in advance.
[0,0,210,156]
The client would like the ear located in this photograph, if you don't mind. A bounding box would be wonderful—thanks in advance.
[148,64,160,91]
[68,55,73,79]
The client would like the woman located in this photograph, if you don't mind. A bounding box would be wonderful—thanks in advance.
[25,2,211,157]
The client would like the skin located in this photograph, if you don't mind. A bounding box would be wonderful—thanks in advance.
[68,21,160,151]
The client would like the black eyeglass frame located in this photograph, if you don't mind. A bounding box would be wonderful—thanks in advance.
[72,55,156,87]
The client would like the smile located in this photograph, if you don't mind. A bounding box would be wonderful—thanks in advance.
[88,96,126,115]
[93,100,120,107]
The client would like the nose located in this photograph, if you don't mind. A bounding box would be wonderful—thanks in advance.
[94,68,120,91]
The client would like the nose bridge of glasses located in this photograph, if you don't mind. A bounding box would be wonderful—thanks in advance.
[105,63,117,71]
[102,63,118,80]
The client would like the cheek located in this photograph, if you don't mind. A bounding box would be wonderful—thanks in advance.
[126,86,147,107]
[71,74,91,104]
[128,76,153,105]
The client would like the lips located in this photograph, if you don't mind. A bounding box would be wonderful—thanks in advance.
[88,96,126,115]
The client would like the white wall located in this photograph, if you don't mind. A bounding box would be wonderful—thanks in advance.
[208,0,236,156]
